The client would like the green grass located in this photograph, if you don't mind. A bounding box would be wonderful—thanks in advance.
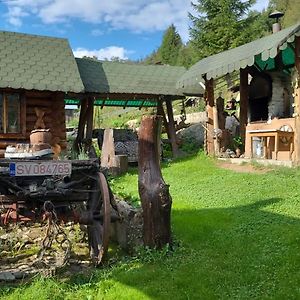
[2,153,300,299]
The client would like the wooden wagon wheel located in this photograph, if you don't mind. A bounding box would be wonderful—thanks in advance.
[87,172,111,265]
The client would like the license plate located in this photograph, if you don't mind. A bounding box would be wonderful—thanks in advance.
[9,161,72,177]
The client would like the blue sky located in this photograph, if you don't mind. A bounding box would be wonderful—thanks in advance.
[0,0,269,61]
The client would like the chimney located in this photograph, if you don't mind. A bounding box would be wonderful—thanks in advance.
[269,10,284,33]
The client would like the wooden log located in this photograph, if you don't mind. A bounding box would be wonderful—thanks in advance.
[138,115,172,248]
[205,78,215,155]
[26,98,52,107]
[25,91,53,98]
[101,128,115,169]
[165,97,179,157]
[240,68,249,146]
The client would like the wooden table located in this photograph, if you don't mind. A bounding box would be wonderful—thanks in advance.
[247,129,294,160]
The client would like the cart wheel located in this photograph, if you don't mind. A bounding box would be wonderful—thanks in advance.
[87,172,111,265]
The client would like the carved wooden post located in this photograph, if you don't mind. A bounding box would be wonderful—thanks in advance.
[205,78,215,155]
[138,116,172,248]
[294,36,300,164]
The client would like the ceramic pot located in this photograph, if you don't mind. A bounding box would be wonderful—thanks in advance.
[30,129,52,145]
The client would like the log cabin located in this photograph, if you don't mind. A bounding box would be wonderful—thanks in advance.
[0,31,196,159]
[0,31,84,158]
[177,22,300,165]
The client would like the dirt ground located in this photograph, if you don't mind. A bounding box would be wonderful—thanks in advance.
[217,161,270,173]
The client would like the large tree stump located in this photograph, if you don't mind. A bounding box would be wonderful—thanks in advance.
[138,115,172,248]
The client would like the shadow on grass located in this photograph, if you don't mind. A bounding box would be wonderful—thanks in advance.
[2,197,300,299]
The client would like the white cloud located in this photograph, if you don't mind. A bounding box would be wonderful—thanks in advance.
[6,6,28,27]
[3,0,269,40]
[73,46,129,60]
[3,0,191,41]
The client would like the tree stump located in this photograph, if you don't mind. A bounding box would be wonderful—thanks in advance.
[138,116,172,248]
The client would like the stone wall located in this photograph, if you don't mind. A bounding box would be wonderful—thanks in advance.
[268,72,293,118]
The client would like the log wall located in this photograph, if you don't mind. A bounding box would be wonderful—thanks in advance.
[0,90,67,157]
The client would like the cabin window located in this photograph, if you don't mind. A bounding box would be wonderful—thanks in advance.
[0,93,21,134]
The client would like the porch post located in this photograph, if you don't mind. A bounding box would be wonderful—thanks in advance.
[86,97,94,140]
[165,96,179,158]
[157,100,171,138]
[205,78,215,155]
[74,97,88,152]
[294,37,300,164]
[239,68,249,148]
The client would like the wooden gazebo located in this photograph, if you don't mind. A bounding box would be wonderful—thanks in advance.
[72,58,200,157]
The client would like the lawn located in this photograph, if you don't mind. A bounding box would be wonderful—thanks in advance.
[2,152,300,299]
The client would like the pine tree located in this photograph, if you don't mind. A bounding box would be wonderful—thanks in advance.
[143,25,183,66]
[157,24,183,65]
[189,0,257,59]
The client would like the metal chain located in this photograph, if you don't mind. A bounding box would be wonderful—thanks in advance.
[36,201,71,268]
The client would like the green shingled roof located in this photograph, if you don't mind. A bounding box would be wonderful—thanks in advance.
[178,22,300,92]
[0,31,84,93]
[76,58,189,96]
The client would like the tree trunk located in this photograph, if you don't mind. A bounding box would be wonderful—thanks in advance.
[138,116,172,248]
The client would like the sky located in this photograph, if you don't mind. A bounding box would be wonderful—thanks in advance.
[0,0,269,61]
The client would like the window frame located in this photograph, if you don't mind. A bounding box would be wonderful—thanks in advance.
[0,91,26,139]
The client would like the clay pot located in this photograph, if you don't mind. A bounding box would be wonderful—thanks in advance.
[30,129,52,145]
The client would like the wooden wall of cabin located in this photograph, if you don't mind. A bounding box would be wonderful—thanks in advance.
[0,91,67,158]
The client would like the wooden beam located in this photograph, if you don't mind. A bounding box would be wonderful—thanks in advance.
[294,36,300,164]
[240,68,249,147]
[86,97,94,140]
[157,101,170,138]
[205,78,215,156]
[165,97,179,157]
[74,98,89,152]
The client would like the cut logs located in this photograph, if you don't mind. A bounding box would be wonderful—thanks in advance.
[138,115,172,249]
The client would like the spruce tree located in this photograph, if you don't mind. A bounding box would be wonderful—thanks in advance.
[189,0,257,59]
[157,24,183,65]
